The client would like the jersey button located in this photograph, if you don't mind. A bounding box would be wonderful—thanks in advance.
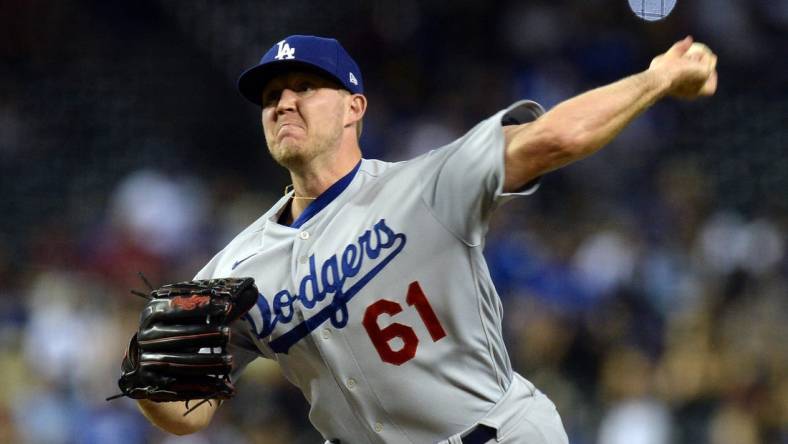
[321,328,331,340]
[346,378,356,389]
[298,255,308,264]
[373,422,383,433]
[299,231,310,240]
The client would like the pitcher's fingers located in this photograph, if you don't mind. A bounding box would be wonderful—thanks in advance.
[702,71,718,96]
[686,51,704,62]
[670,36,694,56]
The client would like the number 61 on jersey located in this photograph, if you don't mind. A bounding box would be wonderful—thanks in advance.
[362,281,447,365]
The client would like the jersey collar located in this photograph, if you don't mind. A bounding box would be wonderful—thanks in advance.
[289,160,361,229]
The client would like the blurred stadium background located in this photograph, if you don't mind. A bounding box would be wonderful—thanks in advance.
[1,0,786,443]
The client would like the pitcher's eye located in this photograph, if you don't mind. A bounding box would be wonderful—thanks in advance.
[293,80,315,93]
[262,89,281,107]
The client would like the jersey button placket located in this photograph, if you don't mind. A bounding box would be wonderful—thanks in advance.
[292,228,312,318]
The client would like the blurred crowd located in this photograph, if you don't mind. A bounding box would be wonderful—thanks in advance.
[1,0,786,443]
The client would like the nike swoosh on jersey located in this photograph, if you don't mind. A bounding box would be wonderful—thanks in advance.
[232,253,258,270]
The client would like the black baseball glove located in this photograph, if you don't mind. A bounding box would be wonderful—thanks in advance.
[108,277,258,411]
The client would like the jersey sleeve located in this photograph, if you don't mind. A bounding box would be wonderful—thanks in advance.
[228,318,264,380]
[419,100,545,246]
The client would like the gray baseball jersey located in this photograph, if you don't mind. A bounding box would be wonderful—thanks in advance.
[196,100,567,443]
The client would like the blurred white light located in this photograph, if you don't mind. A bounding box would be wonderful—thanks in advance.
[598,399,673,444]
[628,0,678,21]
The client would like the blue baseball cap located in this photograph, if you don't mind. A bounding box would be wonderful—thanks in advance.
[238,35,364,106]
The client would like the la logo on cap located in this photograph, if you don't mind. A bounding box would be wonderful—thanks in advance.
[274,40,296,60]
[349,72,358,85]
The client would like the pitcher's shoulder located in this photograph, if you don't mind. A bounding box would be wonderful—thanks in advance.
[360,151,447,179]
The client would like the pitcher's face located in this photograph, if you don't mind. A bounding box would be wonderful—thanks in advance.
[261,71,348,169]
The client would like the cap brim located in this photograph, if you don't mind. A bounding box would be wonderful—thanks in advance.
[237,60,344,106]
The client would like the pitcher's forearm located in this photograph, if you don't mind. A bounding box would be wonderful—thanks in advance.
[137,399,218,435]
[538,69,670,160]
[503,69,672,190]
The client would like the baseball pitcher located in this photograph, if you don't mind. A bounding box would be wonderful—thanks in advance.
[114,34,717,443]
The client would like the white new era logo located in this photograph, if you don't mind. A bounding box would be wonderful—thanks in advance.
[274,40,296,60]
[349,72,358,85]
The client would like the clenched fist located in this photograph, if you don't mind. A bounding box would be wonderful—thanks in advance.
[650,36,718,99]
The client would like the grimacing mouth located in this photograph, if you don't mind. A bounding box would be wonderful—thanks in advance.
[275,123,306,141]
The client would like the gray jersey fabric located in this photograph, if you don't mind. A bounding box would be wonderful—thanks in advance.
[196,100,568,443]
